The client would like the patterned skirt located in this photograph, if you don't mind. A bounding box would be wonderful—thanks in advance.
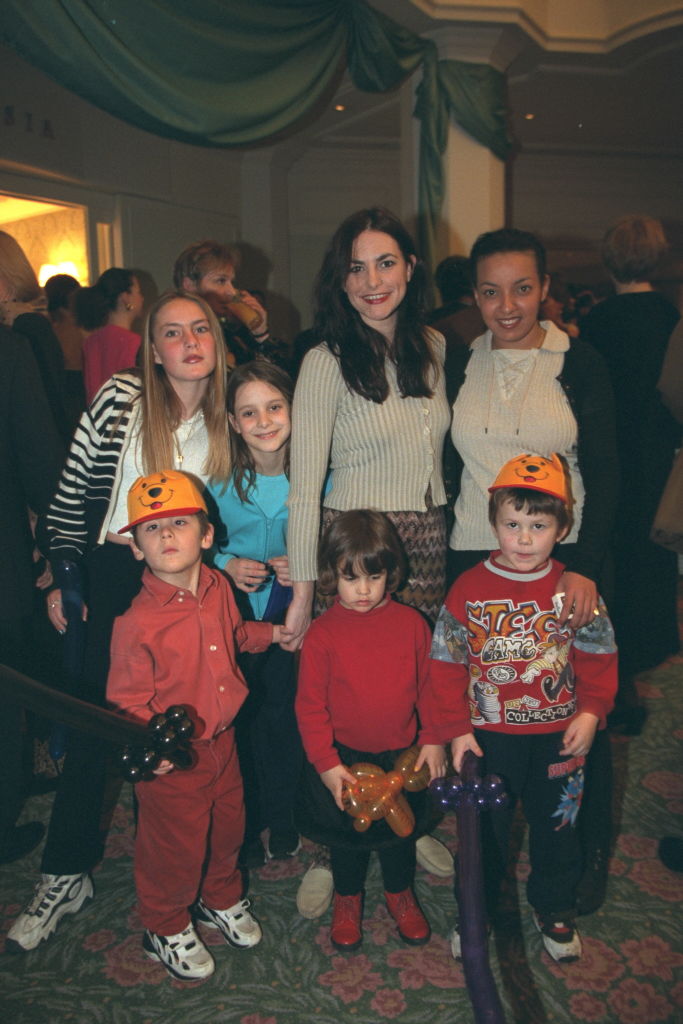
[316,502,447,625]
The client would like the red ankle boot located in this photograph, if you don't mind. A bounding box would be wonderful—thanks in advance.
[385,889,431,945]
[330,892,363,951]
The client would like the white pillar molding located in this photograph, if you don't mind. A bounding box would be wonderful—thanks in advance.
[399,24,526,263]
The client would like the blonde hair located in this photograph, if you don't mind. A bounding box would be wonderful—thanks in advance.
[0,230,41,302]
[601,215,668,283]
[137,291,230,482]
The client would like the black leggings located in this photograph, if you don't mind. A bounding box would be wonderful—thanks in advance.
[41,543,143,875]
[331,838,416,896]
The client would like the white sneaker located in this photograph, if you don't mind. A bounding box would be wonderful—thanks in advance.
[416,835,454,877]
[532,910,582,963]
[143,923,215,981]
[296,860,334,919]
[448,924,462,961]
[194,898,262,949]
[448,921,491,961]
[6,873,94,952]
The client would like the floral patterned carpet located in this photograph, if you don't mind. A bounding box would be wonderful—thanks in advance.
[2,633,683,1023]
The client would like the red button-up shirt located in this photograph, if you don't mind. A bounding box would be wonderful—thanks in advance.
[107,564,273,738]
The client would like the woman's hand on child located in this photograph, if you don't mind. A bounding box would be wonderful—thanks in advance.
[226,557,270,593]
[560,711,599,758]
[450,733,483,774]
[153,759,174,776]
[268,555,292,587]
[415,744,448,781]
[321,763,358,811]
[555,571,598,629]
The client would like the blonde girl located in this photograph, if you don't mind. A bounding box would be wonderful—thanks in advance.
[8,291,231,953]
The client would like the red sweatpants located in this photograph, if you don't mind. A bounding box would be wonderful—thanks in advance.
[134,728,245,935]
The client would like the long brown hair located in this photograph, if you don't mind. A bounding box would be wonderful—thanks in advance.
[226,360,293,501]
[137,290,230,482]
[313,208,437,403]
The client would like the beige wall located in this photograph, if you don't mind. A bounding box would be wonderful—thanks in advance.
[511,149,683,306]
[286,147,403,333]
[0,45,242,298]
[2,206,88,284]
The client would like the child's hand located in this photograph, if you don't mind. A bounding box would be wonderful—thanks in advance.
[153,759,174,775]
[560,712,599,758]
[226,557,270,593]
[415,744,448,780]
[271,625,283,644]
[450,733,483,774]
[268,555,292,587]
[320,763,357,811]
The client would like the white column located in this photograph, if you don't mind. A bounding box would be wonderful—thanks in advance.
[400,25,524,263]
[443,121,506,256]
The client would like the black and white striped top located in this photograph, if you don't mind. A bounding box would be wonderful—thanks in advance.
[46,371,142,564]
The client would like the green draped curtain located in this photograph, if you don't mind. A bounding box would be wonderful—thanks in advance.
[0,0,510,270]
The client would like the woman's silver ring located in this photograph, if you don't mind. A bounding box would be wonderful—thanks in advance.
[50,602,56,608]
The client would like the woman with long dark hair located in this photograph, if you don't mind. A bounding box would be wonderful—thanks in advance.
[285,208,453,917]
[286,207,450,642]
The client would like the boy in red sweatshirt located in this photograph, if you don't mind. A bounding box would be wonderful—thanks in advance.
[428,453,617,963]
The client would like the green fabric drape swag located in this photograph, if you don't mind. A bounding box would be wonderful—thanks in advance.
[0,0,511,269]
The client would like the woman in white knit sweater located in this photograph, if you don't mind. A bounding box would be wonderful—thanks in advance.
[285,208,451,649]
[286,208,454,917]
[446,228,618,630]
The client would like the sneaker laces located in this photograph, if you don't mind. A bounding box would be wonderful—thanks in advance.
[25,877,69,917]
[165,924,203,956]
[229,898,251,919]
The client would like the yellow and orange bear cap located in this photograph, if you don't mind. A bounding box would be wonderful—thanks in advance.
[488,452,569,505]
[118,470,207,534]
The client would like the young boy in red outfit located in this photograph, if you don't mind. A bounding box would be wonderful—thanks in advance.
[107,470,284,981]
[428,453,617,964]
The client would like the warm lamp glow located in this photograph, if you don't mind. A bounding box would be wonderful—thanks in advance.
[39,262,81,286]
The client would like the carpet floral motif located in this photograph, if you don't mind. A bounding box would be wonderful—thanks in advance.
[1,652,682,1023]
